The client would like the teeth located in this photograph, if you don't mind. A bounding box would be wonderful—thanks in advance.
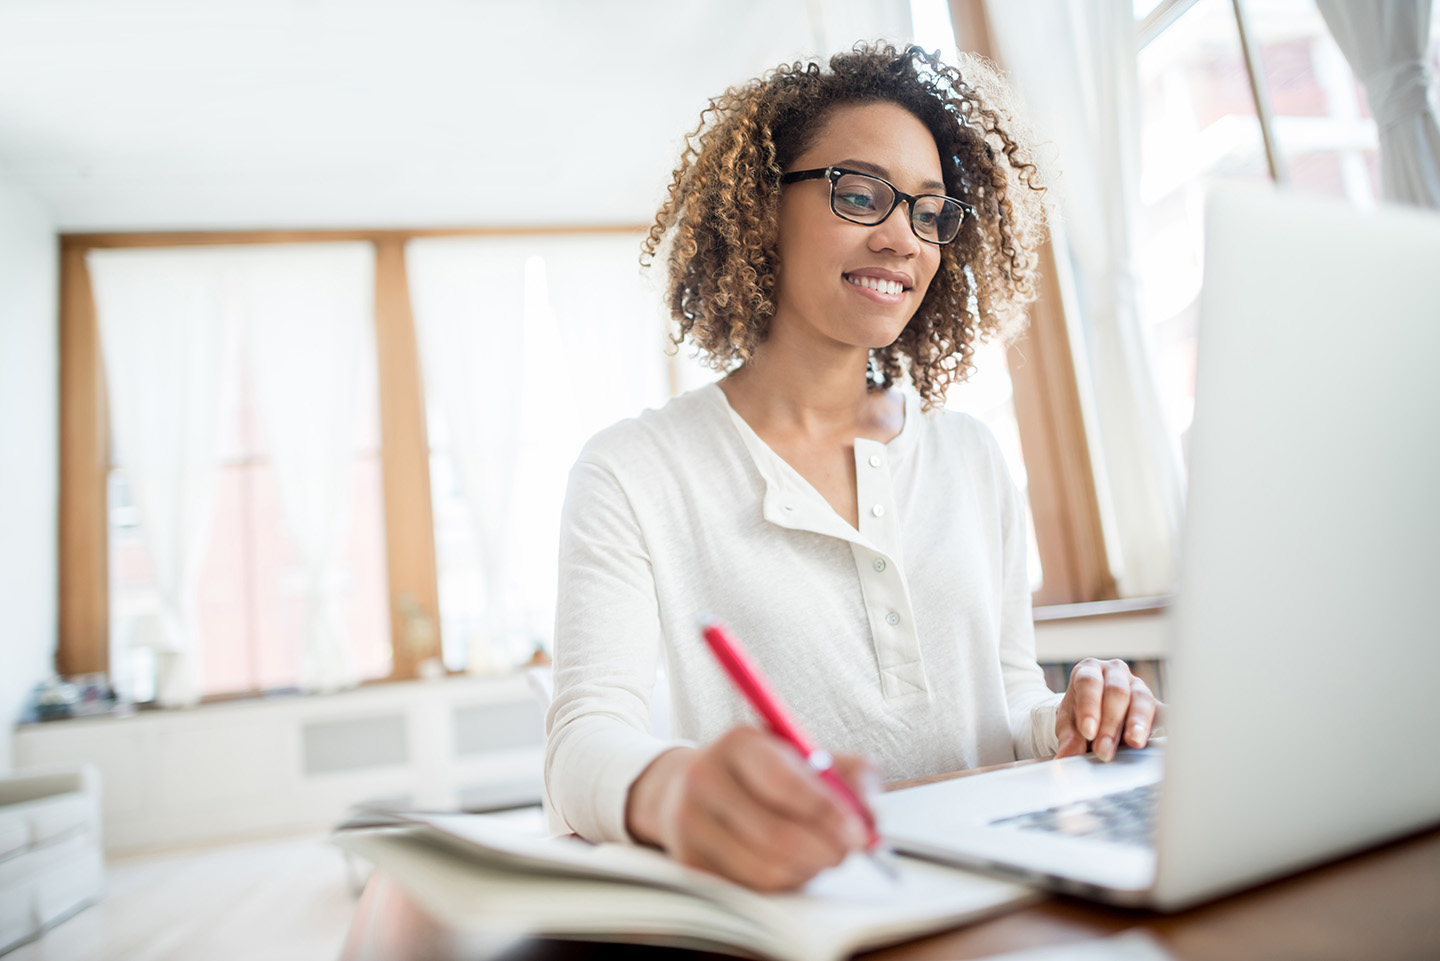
[847,275,904,295]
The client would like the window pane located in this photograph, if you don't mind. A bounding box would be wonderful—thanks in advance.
[1136,0,1274,462]
[1247,0,1380,205]
[107,470,158,704]
[221,457,389,692]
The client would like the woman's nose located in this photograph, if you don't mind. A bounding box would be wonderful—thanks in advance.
[868,202,923,256]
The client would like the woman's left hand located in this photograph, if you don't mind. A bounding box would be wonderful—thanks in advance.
[1053,658,1159,761]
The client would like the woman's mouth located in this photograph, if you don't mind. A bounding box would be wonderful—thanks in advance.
[844,272,910,300]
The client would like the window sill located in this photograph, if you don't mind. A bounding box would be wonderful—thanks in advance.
[17,668,535,729]
[1032,595,1171,662]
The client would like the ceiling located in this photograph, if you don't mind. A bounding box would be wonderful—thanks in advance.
[0,0,918,231]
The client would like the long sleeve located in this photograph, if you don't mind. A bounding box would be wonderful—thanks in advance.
[991,443,1063,760]
[544,456,678,842]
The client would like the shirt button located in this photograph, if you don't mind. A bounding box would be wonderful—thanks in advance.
[873,558,886,572]
[868,454,882,468]
[871,504,885,518]
[885,611,901,626]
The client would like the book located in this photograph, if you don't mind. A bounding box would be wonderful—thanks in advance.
[332,810,1041,961]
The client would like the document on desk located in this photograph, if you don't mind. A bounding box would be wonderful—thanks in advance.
[333,812,1041,961]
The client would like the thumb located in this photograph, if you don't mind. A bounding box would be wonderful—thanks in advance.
[832,753,884,808]
[1054,729,1088,759]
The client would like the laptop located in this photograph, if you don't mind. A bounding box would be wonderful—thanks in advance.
[873,186,1440,911]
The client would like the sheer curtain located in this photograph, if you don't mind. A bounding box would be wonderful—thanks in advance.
[407,238,530,672]
[985,0,1186,597]
[1316,0,1440,207]
[91,243,378,703]
[407,233,672,670]
[88,249,231,707]
[240,244,376,694]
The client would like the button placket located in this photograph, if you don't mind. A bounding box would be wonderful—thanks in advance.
[852,437,927,699]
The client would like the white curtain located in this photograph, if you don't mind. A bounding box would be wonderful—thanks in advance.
[1316,0,1440,207]
[985,0,1187,597]
[407,239,529,672]
[90,243,376,703]
[240,244,376,694]
[536,235,671,446]
[88,249,230,707]
[407,234,673,670]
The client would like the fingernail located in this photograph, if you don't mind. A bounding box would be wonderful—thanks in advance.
[1129,720,1147,745]
[1080,718,1098,741]
[844,817,868,849]
[1096,736,1115,761]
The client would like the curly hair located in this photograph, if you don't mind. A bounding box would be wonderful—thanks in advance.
[642,42,1047,409]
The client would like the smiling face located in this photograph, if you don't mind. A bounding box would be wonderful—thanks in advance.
[770,101,945,355]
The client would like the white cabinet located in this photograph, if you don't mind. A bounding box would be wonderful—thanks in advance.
[13,674,543,853]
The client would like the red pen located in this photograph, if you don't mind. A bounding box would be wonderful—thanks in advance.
[698,615,893,875]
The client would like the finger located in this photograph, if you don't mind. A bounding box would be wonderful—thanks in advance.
[1066,659,1106,743]
[831,753,883,813]
[671,794,816,890]
[722,731,867,848]
[828,754,885,847]
[1053,729,1089,758]
[1093,660,1135,762]
[670,740,845,888]
[1122,677,1159,748]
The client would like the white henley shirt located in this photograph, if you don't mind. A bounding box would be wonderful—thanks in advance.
[545,383,1062,843]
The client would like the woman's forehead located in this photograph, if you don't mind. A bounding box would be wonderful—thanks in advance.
[798,102,945,187]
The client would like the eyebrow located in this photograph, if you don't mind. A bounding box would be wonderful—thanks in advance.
[834,158,947,194]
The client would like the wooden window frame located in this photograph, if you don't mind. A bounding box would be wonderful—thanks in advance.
[949,0,1119,607]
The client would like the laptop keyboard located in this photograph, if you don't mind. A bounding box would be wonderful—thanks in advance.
[988,783,1159,848]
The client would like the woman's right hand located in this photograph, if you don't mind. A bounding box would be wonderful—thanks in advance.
[624,726,879,891]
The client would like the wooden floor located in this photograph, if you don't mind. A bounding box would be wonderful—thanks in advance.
[11,807,550,961]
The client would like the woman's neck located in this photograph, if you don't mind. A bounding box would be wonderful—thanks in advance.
[718,338,896,443]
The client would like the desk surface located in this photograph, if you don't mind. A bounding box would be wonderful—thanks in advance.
[339,764,1440,961]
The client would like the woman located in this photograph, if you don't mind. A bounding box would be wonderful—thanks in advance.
[544,43,1157,891]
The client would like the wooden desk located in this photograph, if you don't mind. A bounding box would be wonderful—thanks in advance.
[339,763,1440,961]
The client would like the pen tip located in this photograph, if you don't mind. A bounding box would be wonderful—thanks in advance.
[869,848,901,883]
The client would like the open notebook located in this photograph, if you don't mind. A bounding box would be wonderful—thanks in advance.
[333,810,1038,961]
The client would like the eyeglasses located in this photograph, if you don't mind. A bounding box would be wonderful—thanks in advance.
[779,166,973,245]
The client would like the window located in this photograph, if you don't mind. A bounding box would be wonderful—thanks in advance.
[1134,0,1440,464]
[86,243,390,703]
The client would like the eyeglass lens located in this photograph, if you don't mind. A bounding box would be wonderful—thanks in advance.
[832,172,964,244]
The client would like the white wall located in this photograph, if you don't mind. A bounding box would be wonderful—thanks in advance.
[0,179,59,773]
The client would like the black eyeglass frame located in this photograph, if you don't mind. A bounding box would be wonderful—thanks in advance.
[778,165,974,245]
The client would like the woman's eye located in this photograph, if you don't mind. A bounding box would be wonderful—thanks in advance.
[913,199,945,226]
[835,187,881,213]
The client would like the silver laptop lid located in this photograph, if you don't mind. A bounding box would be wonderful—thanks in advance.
[1153,187,1440,909]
